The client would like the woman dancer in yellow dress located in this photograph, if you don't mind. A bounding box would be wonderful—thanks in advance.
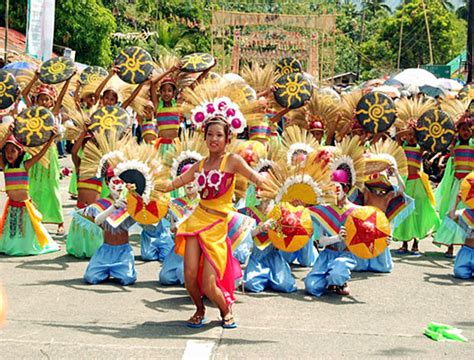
[162,97,267,329]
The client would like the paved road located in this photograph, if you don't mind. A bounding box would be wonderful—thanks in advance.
[0,159,473,359]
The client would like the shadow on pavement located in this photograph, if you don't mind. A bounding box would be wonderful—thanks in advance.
[15,254,83,271]
[32,319,278,344]
[393,252,453,270]
[423,272,473,287]
[239,289,366,305]
[374,346,427,357]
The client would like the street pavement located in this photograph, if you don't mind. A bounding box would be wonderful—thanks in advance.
[0,158,473,359]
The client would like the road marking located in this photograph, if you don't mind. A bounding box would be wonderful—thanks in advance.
[182,340,216,360]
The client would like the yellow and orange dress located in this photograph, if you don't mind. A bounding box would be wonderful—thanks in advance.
[0,159,59,256]
[175,154,242,304]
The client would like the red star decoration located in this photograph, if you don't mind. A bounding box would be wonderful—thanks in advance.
[280,209,308,247]
[350,211,388,255]
[465,178,474,202]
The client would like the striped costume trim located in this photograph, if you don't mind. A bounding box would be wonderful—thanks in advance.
[454,145,474,169]
[404,146,422,170]
[77,177,102,192]
[4,169,29,191]
[309,204,355,237]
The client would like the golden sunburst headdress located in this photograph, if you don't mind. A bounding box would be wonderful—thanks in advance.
[288,93,339,131]
[440,98,472,127]
[395,97,436,130]
[281,125,320,166]
[260,152,335,207]
[366,138,408,178]
[241,63,277,94]
[330,135,365,190]
[164,130,208,179]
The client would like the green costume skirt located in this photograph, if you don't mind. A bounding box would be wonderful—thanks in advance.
[393,177,440,241]
[29,147,64,224]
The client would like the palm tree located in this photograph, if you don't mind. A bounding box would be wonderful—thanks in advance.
[149,20,194,57]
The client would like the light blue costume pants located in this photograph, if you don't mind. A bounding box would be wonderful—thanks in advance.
[281,240,317,267]
[353,247,393,273]
[84,243,137,285]
[243,246,297,293]
[159,245,185,285]
[304,249,356,297]
[453,246,474,279]
[140,219,174,262]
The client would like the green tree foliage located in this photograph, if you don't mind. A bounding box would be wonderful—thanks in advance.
[1,0,116,66]
[381,0,466,68]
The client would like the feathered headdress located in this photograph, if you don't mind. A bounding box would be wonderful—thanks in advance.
[339,90,364,131]
[440,98,472,127]
[259,151,335,206]
[241,63,277,94]
[281,125,319,166]
[288,93,339,131]
[395,97,436,130]
[164,130,208,179]
[330,135,365,189]
[366,138,408,178]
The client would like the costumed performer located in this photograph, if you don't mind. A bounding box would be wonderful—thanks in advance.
[0,124,59,256]
[305,137,363,296]
[158,96,268,329]
[350,139,414,272]
[22,72,72,235]
[393,98,440,254]
[434,99,474,257]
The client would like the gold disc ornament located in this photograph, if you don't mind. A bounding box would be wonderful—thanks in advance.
[460,172,474,209]
[0,70,19,110]
[13,106,55,147]
[274,72,313,109]
[355,92,396,134]
[89,106,130,138]
[127,192,169,225]
[115,47,154,84]
[275,57,303,76]
[345,206,390,259]
[80,66,108,85]
[267,203,313,252]
[39,57,76,84]
[416,109,455,153]
[180,53,216,73]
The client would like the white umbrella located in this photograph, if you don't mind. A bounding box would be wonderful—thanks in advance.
[436,78,463,91]
[393,68,437,87]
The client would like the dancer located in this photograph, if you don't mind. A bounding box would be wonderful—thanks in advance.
[394,98,440,254]
[434,99,474,256]
[0,126,59,256]
[159,96,267,329]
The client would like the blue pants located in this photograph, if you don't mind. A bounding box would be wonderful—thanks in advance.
[454,246,474,279]
[140,220,174,262]
[233,231,254,264]
[304,249,356,297]
[159,245,184,285]
[243,246,296,293]
[353,248,393,273]
[281,240,317,267]
[84,243,137,285]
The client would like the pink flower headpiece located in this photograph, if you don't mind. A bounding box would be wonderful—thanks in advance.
[191,97,246,134]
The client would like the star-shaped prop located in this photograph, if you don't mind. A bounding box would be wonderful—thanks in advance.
[460,172,474,209]
[268,203,313,252]
[345,206,391,259]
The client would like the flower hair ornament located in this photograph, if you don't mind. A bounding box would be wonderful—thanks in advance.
[191,96,246,134]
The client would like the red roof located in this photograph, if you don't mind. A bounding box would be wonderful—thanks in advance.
[0,27,27,53]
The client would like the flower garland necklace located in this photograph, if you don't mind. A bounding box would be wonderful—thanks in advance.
[194,155,227,192]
